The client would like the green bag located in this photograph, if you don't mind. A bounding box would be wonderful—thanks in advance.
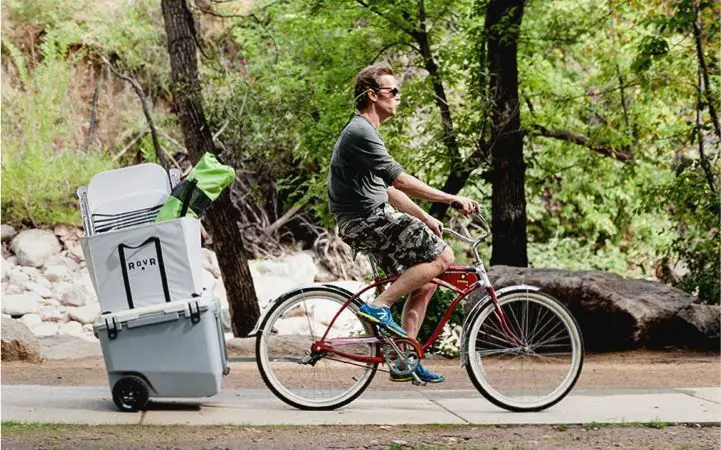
[156,152,235,222]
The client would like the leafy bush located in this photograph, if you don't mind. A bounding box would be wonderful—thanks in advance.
[1,42,114,225]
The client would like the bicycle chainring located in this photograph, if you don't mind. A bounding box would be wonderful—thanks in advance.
[383,338,421,377]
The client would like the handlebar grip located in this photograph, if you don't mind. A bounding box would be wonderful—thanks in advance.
[450,201,463,211]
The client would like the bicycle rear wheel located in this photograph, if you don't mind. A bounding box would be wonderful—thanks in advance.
[256,287,379,410]
[465,291,584,412]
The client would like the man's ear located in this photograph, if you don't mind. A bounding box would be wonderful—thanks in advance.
[367,88,376,102]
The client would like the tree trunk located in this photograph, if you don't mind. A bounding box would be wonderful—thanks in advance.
[161,0,260,336]
[485,0,528,267]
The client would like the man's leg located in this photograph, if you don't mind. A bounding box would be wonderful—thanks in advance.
[401,282,437,339]
[372,247,454,309]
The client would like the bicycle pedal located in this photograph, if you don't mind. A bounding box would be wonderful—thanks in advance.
[411,372,426,387]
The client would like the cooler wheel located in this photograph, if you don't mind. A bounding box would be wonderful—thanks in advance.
[112,376,150,412]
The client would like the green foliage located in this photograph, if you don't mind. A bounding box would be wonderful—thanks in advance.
[1,44,114,225]
[2,0,719,302]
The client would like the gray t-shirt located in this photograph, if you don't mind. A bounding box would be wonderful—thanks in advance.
[328,115,404,224]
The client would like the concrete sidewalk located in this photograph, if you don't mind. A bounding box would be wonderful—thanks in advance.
[2,385,719,426]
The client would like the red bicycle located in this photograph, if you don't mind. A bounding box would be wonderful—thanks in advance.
[254,211,584,412]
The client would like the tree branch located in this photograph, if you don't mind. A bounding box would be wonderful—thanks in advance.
[526,124,634,162]
[355,0,416,38]
[103,57,170,169]
[693,0,721,140]
[265,201,306,235]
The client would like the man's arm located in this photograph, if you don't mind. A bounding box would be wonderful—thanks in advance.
[387,187,442,236]
[392,172,453,203]
[391,172,480,214]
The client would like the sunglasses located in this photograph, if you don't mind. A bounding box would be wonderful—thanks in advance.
[375,87,400,98]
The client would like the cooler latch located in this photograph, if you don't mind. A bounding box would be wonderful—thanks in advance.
[188,301,202,324]
[105,317,120,340]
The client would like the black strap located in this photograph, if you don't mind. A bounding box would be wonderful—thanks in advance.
[179,179,197,217]
[118,236,171,308]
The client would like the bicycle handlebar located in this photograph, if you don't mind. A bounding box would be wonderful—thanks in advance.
[440,205,490,264]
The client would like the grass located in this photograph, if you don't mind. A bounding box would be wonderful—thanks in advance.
[581,420,669,430]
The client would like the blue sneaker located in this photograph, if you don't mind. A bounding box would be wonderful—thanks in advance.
[390,363,447,383]
[358,304,408,338]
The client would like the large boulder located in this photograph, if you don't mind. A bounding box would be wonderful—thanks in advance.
[480,266,698,351]
[250,252,318,286]
[2,293,41,316]
[649,304,721,350]
[1,317,41,362]
[10,229,62,267]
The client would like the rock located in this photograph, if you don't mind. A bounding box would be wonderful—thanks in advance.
[6,267,30,289]
[214,278,228,307]
[1,317,41,361]
[66,242,85,262]
[38,306,64,322]
[59,321,84,336]
[43,254,80,272]
[202,268,217,291]
[32,322,60,337]
[26,281,53,298]
[6,255,18,266]
[11,229,62,267]
[58,273,95,307]
[250,252,318,286]
[67,303,101,325]
[1,224,17,242]
[2,293,41,316]
[39,335,100,359]
[201,248,221,278]
[252,275,301,310]
[221,306,231,333]
[314,263,338,282]
[650,304,721,350]
[43,265,70,282]
[1,257,8,282]
[476,266,698,351]
[20,313,43,328]
[19,266,42,279]
[2,283,23,295]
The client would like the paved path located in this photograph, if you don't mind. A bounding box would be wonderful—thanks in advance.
[2,385,719,426]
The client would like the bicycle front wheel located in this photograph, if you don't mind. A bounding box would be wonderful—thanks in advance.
[256,287,380,410]
[465,291,584,412]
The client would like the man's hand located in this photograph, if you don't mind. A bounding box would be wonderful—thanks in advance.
[450,196,481,216]
[422,215,443,237]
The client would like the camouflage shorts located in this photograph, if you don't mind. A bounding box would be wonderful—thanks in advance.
[338,203,448,275]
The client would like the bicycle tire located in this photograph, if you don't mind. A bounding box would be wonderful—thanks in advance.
[464,291,584,412]
[256,287,380,410]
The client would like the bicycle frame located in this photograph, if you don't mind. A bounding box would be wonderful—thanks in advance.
[311,265,520,366]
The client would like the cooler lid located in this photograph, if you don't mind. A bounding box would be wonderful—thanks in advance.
[93,290,213,330]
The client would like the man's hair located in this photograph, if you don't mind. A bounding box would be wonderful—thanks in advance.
[353,64,393,111]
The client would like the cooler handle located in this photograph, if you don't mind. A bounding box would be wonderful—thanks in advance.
[118,236,171,308]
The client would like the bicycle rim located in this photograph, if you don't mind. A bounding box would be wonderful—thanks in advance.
[466,291,583,411]
[257,289,379,410]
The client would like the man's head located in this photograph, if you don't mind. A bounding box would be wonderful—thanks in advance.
[353,64,400,120]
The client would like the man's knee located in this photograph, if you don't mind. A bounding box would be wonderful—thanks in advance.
[436,246,454,272]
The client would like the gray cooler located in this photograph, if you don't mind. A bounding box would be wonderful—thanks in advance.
[93,291,229,411]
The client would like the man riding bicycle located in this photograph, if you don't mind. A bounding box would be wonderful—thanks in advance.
[328,64,480,383]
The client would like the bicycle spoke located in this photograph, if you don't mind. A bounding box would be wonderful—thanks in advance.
[259,292,380,409]
[467,293,583,411]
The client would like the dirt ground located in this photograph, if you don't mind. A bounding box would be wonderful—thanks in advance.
[2,348,719,390]
[2,423,720,449]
